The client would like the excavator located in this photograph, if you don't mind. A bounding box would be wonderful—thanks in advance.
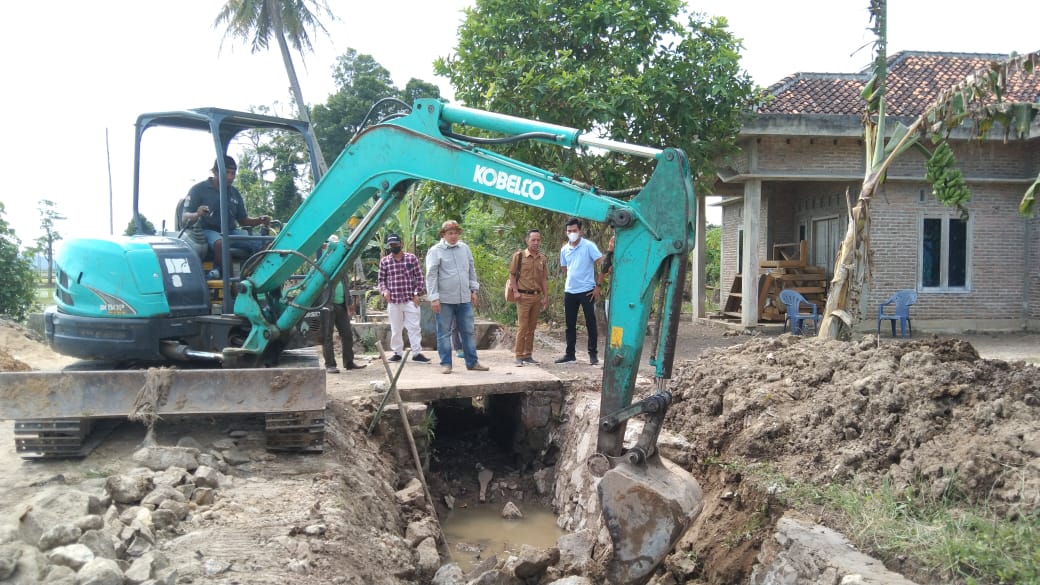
[0,99,701,584]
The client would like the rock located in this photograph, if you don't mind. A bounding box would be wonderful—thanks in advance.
[16,489,100,544]
[44,564,77,584]
[131,446,200,471]
[202,558,232,576]
[501,501,523,520]
[222,448,252,465]
[303,524,326,536]
[47,543,95,570]
[443,494,455,510]
[749,513,919,585]
[76,557,124,585]
[556,529,594,574]
[533,467,554,495]
[416,537,440,579]
[468,569,522,585]
[405,517,441,547]
[0,524,18,545]
[478,468,494,503]
[75,515,104,533]
[77,530,118,560]
[197,453,229,474]
[190,487,214,506]
[211,438,236,450]
[151,467,189,489]
[105,474,154,504]
[150,509,179,531]
[0,543,21,580]
[38,523,82,550]
[1,543,49,584]
[175,436,203,450]
[141,486,187,509]
[394,478,424,507]
[546,577,593,585]
[431,562,465,585]
[124,551,169,584]
[193,465,229,489]
[158,500,190,521]
[513,544,558,579]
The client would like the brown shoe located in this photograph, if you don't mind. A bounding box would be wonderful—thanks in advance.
[441,365,452,374]
[467,363,489,371]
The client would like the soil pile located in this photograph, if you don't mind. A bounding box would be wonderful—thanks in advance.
[666,334,1040,516]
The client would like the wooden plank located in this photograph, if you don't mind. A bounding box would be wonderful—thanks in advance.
[792,286,826,294]
[777,273,828,281]
[760,260,808,268]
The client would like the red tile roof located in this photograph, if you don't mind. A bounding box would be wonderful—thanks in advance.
[760,51,1040,116]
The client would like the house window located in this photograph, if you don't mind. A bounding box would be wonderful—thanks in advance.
[920,214,970,290]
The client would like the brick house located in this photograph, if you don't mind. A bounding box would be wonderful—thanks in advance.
[711,51,1040,332]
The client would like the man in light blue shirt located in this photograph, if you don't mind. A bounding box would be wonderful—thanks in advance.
[425,220,489,374]
[556,218,604,365]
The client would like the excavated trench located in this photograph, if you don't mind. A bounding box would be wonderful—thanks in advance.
[421,393,566,571]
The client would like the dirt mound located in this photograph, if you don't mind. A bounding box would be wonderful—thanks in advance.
[666,334,1040,516]
[0,318,74,371]
[0,348,31,372]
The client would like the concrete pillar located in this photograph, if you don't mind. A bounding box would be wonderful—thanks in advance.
[692,194,707,319]
[741,180,761,328]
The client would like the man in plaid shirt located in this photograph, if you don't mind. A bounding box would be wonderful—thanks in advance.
[378,233,430,363]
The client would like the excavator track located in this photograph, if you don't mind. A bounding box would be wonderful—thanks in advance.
[264,410,325,453]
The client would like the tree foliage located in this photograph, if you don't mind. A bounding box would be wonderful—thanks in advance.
[123,214,157,236]
[433,0,762,246]
[0,203,37,322]
[311,49,442,162]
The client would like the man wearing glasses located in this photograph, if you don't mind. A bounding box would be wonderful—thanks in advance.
[556,217,604,365]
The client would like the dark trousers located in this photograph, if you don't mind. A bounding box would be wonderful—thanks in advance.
[321,302,355,367]
[564,290,597,357]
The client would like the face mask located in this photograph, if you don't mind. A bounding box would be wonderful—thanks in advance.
[567,232,580,243]
[389,245,402,253]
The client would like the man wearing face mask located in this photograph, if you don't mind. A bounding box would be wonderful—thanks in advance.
[556,218,604,365]
[378,233,431,363]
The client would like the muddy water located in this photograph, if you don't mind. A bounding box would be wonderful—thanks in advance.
[441,504,565,571]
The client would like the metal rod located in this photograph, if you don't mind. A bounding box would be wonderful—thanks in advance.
[577,135,663,159]
[373,341,439,523]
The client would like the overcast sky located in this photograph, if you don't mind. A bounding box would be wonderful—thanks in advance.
[0,0,1034,246]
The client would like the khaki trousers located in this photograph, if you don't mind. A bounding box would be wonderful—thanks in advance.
[514,294,540,359]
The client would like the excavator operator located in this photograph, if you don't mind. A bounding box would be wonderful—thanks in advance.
[181,155,270,279]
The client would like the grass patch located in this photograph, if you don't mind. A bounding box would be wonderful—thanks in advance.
[710,460,1040,584]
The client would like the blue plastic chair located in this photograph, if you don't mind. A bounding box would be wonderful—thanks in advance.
[779,289,820,335]
[877,289,917,338]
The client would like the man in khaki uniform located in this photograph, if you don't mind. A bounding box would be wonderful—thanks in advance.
[508,229,549,366]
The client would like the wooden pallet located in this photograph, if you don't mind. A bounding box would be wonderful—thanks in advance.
[721,241,828,321]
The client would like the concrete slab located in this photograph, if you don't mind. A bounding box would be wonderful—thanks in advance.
[325,349,564,403]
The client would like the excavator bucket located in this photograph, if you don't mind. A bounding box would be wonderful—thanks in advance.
[598,456,703,584]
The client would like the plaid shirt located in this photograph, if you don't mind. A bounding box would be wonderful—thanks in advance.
[378,252,425,303]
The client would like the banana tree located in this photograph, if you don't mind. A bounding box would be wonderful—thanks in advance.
[818,0,1039,339]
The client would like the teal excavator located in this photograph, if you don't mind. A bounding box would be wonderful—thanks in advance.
[1,99,701,584]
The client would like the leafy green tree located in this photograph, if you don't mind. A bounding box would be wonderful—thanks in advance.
[434,0,762,249]
[0,203,37,321]
[32,199,65,286]
[817,0,1039,339]
[123,214,157,236]
[214,0,336,172]
[311,49,442,161]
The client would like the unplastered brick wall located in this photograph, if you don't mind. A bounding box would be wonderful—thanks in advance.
[720,197,769,302]
[754,137,863,176]
[869,182,1032,322]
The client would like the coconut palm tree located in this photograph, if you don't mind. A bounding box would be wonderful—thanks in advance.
[214,0,335,173]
